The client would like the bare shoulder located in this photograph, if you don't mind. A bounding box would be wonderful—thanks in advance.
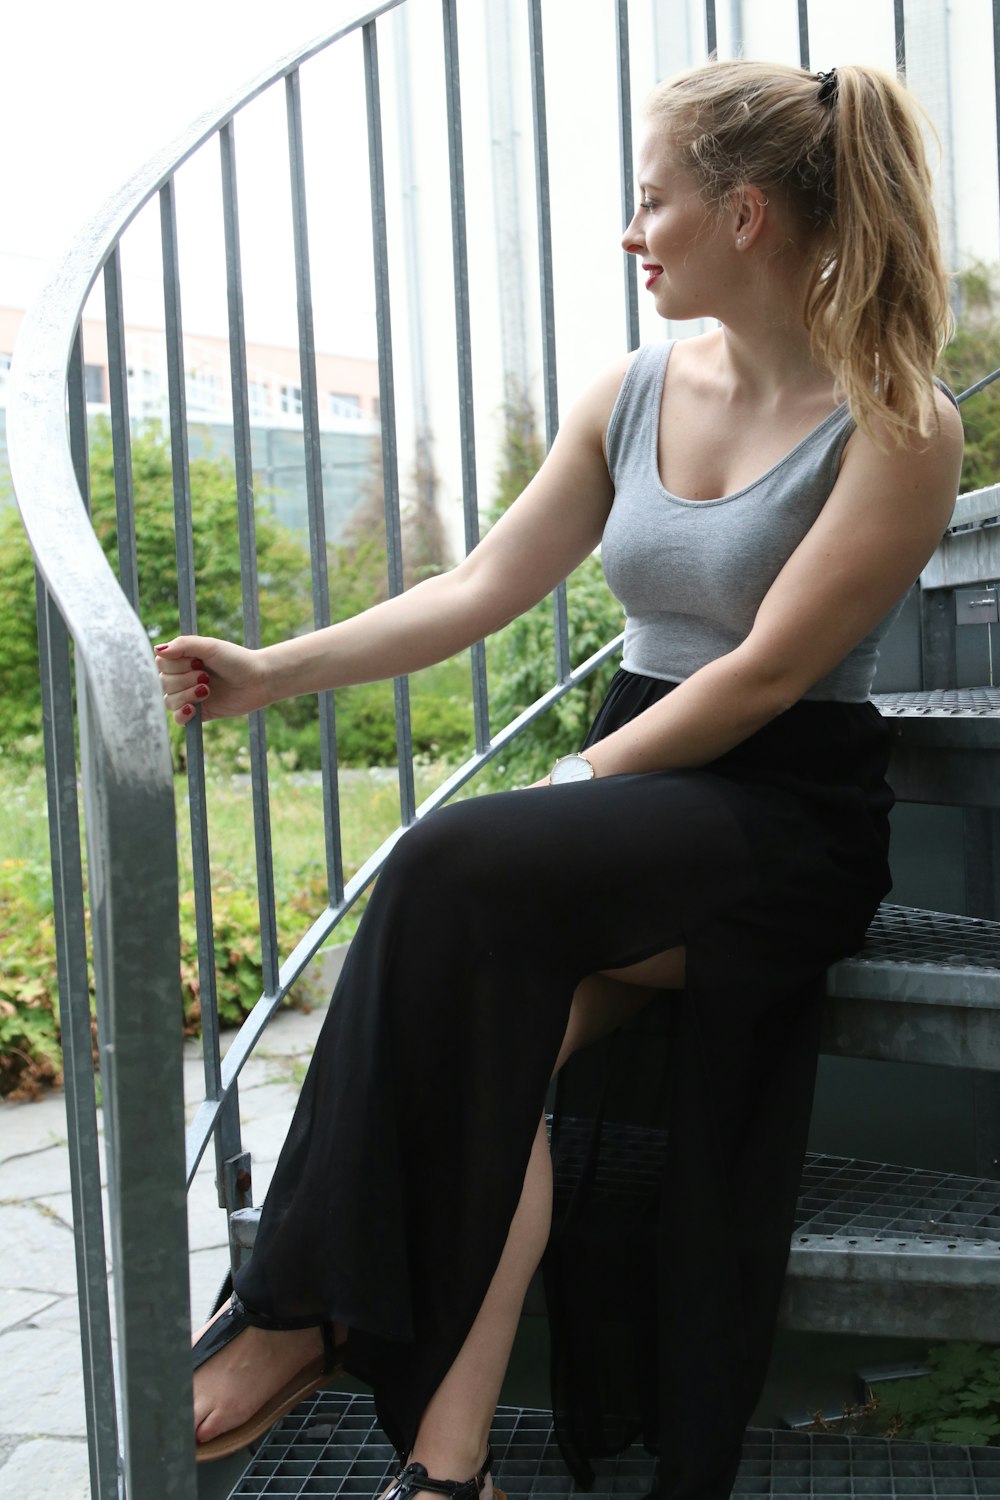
[838,387,964,533]
[551,350,636,464]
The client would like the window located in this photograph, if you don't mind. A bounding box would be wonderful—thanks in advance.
[249,381,271,418]
[84,363,105,404]
[327,391,361,420]
[281,384,303,416]
[186,368,225,414]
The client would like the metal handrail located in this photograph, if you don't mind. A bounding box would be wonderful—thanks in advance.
[8,0,995,1493]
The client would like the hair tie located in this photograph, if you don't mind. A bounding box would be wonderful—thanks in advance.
[815,68,838,106]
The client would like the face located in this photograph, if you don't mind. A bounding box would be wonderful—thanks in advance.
[622,128,733,320]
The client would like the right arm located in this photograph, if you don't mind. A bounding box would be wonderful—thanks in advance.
[157,357,628,724]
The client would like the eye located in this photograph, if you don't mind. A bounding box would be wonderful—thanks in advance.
[640,197,657,213]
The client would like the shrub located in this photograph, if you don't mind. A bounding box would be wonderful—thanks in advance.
[483,553,624,788]
[869,1342,1000,1447]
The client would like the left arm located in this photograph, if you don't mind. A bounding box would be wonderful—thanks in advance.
[581,392,964,778]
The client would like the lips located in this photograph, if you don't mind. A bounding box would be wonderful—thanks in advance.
[642,263,663,289]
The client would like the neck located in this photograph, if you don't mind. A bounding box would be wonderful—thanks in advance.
[711,239,833,400]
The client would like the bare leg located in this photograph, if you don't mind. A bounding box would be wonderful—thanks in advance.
[405,951,685,1496]
[193,951,684,1464]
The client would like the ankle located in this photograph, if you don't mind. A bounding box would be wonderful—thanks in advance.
[403,1443,492,1489]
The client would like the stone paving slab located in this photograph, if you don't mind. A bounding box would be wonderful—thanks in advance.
[0,1288,61,1333]
[0,991,332,1490]
[0,1327,89,1436]
[0,1202,85,1297]
[0,1092,71,1162]
[0,1437,92,1499]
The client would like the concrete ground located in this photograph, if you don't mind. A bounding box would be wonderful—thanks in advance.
[0,991,335,1500]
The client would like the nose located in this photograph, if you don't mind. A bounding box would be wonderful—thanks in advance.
[621,210,644,255]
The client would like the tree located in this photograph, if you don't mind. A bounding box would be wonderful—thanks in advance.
[482,383,624,786]
[0,420,314,758]
[939,264,1000,494]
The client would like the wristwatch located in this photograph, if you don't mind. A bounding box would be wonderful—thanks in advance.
[548,752,596,785]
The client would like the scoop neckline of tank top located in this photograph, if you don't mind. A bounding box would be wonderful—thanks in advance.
[651,340,849,507]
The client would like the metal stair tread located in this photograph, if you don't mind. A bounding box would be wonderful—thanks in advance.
[233,1144,1000,1277]
[224,1392,1000,1498]
[874,687,1000,719]
[829,904,1000,1001]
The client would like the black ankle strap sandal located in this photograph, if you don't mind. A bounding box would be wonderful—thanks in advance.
[384,1449,502,1500]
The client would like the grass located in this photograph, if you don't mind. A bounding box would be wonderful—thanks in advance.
[4,752,457,971]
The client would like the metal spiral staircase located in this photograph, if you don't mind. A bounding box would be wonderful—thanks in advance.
[8,1,1000,1497]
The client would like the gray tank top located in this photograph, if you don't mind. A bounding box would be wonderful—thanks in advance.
[601,340,912,702]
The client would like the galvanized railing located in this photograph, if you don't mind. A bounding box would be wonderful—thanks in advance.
[7,1,997,1496]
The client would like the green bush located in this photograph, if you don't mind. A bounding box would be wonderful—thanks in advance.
[0,851,327,1101]
[869,1343,1000,1447]
[0,858,65,1099]
[482,553,625,788]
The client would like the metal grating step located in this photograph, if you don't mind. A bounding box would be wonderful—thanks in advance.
[232,1141,1000,1341]
[225,1393,1000,1498]
[547,1124,1000,1340]
[825,904,1000,1070]
[874,688,1000,719]
[871,688,1000,804]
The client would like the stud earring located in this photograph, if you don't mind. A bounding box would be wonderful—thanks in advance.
[736,234,748,246]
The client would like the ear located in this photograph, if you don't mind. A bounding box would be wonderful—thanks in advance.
[732,184,769,249]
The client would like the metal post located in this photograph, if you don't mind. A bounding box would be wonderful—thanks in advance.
[797,0,810,71]
[104,247,140,612]
[527,0,571,685]
[160,176,247,1233]
[286,68,345,903]
[616,0,640,353]
[220,120,281,995]
[363,19,419,821]
[440,0,491,754]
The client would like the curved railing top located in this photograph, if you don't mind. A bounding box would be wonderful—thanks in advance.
[6,0,403,785]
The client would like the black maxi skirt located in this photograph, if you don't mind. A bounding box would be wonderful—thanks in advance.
[235,669,894,1500]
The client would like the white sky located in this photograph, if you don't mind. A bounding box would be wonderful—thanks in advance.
[2,1,365,326]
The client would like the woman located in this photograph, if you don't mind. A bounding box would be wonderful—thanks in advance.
[157,60,963,1500]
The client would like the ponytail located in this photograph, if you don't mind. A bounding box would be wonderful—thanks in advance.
[646,60,953,444]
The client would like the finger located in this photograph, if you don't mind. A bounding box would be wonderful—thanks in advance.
[161,669,210,697]
[153,657,203,681]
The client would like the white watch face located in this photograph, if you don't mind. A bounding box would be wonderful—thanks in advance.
[550,754,594,784]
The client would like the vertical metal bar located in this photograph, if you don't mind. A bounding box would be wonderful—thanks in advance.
[364,19,419,821]
[160,177,246,1227]
[36,330,119,1500]
[68,326,92,515]
[104,246,140,611]
[797,0,810,71]
[616,0,640,352]
[220,121,281,995]
[440,0,491,753]
[994,0,1000,244]
[286,68,345,901]
[895,0,907,76]
[705,0,718,59]
[527,0,571,683]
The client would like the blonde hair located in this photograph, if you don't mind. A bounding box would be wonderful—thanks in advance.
[646,60,953,444]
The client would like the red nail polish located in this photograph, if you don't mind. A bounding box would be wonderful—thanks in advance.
[155,644,169,654]
[182,704,194,717]
[195,685,209,699]
[197,673,211,686]
[190,657,204,670]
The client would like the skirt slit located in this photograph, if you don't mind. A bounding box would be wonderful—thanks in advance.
[234,670,894,1498]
